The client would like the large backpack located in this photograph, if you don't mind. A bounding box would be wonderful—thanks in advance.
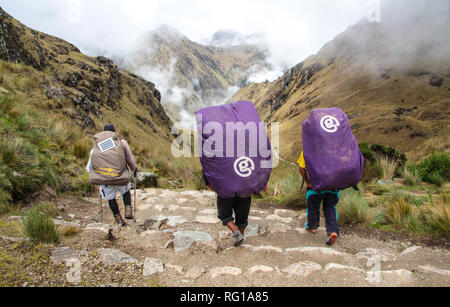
[195,101,272,199]
[89,131,130,186]
[302,108,364,191]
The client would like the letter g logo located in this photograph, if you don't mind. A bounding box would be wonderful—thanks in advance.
[234,157,255,178]
[320,116,340,133]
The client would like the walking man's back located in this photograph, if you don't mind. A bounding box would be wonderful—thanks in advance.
[86,124,138,226]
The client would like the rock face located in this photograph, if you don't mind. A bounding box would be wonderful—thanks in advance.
[0,7,172,135]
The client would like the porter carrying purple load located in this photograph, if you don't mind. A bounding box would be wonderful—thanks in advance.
[195,101,272,199]
[302,108,364,192]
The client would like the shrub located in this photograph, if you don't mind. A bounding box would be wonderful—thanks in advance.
[337,189,376,225]
[359,143,376,164]
[20,207,61,244]
[410,153,450,185]
[424,193,450,236]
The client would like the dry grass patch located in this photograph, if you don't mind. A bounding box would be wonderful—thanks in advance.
[424,193,450,236]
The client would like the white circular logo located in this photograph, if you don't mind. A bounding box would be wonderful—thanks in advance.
[320,116,340,133]
[234,157,255,178]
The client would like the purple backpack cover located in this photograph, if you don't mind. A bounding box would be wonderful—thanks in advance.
[302,108,364,192]
[195,101,272,199]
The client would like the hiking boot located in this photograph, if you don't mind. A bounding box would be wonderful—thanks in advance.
[114,213,126,226]
[326,233,338,246]
[232,230,245,247]
[305,223,317,234]
[125,206,134,220]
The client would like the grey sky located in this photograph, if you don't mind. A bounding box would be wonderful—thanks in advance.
[0,0,368,70]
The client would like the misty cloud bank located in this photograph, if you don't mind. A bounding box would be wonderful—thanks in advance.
[317,0,450,77]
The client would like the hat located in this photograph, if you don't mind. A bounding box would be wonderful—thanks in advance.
[104,125,116,132]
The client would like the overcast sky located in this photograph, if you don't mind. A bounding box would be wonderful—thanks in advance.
[0,0,369,69]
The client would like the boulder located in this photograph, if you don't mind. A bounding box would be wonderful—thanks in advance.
[97,248,138,267]
[173,231,213,252]
[136,172,158,188]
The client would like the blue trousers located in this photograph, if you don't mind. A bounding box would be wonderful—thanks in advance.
[306,192,339,236]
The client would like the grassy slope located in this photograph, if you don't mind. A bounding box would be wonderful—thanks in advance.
[0,8,205,210]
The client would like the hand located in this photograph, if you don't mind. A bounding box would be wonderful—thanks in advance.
[262,186,268,193]
[306,182,312,189]
[134,168,138,177]
[208,184,213,191]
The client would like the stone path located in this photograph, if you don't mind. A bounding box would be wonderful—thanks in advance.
[47,189,450,287]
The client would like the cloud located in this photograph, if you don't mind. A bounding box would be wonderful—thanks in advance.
[66,0,81,23]
[0,0,369,69]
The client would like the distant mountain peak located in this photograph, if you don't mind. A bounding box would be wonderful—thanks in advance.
[148,25,188,42]
[207,29,266,48]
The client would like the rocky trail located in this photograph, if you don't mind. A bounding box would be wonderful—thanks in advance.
[4,188,449,287]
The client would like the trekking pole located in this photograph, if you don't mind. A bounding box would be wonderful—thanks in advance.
[301,177,305,190]
[133,171,137,223]
[98,185,103,222]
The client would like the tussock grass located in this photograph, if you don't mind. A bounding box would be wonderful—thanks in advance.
[20,207,61,244]
[73,137,91,161]
[338,189,379,225]
[378,156,399,181]
[402,167,422,186]
[384,194,420,231]
[424,193,450,236]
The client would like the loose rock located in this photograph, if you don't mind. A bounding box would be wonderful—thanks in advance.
[143,258,164,276]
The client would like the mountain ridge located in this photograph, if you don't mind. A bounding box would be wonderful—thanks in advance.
[231,15,450,161]
[0,7,173,137]
[119,26,272,125]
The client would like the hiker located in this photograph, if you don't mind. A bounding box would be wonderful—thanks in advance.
[299,108,364,246]
[196,101,272,248]
[298,150,340,246]
[203,174,268,247]
[204,174,253,247]
[86,125,138,226]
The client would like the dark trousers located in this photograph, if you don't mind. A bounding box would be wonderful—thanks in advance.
[108,191,132,215]
[307,192,339,236]
[217,196,252,228]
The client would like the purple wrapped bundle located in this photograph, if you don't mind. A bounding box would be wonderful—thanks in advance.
[195,101,272,199]
[302,108,364,191]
